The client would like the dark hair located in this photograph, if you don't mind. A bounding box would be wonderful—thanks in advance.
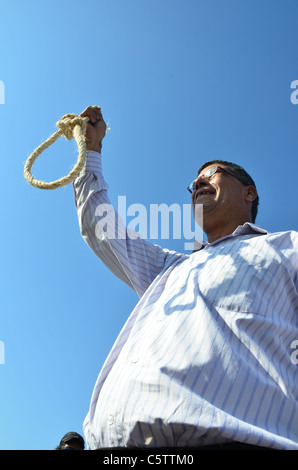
[55,431,85,450]
[197,160,259,223]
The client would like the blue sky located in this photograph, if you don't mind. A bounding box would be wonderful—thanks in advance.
[1,0,298,450]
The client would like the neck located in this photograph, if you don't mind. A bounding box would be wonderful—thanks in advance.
[204,216,251,243]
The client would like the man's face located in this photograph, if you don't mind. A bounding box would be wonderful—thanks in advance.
[191,164,253,222]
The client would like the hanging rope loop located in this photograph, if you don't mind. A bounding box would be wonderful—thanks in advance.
[24,113,89,190]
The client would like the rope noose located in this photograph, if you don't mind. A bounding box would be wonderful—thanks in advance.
[24,113,90,190]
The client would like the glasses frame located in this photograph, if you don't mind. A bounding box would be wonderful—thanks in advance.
[187,165,238,194]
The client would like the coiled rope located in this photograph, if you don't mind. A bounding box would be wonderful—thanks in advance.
[24,113,89,190]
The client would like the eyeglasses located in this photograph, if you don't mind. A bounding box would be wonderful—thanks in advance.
[187,165,238,193]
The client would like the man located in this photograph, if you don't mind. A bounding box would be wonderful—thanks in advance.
[73,105,298,450]
[56,432,85,450]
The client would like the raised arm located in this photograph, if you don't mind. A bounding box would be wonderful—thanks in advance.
[73,106,182,297]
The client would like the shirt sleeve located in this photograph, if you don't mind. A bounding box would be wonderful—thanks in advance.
[73,151,182,297]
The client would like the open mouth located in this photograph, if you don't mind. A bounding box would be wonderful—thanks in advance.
[198,191,214,196]
[193,187,216,205]
[196,190,216,198]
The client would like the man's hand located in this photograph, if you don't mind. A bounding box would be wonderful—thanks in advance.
[80,105,107,153]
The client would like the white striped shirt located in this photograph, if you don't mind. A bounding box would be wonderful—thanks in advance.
[73,151,298,450]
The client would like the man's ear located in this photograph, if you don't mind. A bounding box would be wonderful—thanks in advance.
[244,185,258,203]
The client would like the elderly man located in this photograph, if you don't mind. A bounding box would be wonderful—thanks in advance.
[73,106,298,450]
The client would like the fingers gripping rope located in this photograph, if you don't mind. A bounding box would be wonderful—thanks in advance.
[24,113,89,190]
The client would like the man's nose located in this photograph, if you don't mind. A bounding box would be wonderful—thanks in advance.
[193,175,210,191]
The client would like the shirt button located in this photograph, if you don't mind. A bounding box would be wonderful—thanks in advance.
[107,415,114,425]
[132,356,139,363]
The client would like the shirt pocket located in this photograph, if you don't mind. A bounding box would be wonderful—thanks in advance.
[196,254,284,314]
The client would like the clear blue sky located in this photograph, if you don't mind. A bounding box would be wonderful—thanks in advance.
[0,0,298,450]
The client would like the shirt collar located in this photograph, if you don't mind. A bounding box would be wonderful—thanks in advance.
[232,222,268,237]
[192,222,268,252]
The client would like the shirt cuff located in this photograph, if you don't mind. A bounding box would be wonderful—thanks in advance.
[84,150,103,174]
